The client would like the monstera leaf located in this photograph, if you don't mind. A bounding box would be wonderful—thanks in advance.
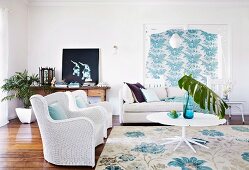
[178,75,228,119]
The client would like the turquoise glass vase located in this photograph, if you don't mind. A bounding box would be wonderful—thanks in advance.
[183,92,194,119]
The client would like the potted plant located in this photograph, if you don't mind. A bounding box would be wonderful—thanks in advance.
[178,75,228,119]
[1,70,39,123]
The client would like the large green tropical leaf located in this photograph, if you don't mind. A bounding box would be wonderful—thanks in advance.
[178,75,228,119]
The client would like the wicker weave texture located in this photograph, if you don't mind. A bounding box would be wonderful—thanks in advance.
[30,93,105,167]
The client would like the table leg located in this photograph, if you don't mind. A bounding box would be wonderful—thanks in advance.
[174,140,183,151]
[160,126,209,153]
[241,104,245,124]
[229,105,232,119]
[184,138,196,153]
[163,139,180,145]
[231,104,245,124]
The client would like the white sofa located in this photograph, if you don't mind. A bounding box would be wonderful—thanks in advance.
[119,85,185,123]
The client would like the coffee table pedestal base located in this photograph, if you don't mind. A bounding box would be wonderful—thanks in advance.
[161,126,209,153]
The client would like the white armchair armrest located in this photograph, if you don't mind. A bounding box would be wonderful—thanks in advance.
[67,107,107,138]
[89,101,113,113]
[68,107,106,125]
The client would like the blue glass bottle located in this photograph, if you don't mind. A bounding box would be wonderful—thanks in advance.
[183,92,194,119]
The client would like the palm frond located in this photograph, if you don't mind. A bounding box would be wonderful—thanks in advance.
[1,70,39,108]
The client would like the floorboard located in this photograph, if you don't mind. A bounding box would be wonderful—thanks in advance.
[0,115,248,169]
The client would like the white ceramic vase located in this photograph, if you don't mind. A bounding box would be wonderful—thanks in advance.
[15,108,36,123]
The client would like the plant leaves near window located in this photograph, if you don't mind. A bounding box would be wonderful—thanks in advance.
[1,70,39,108]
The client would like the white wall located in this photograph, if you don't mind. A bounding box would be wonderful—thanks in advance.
[28,1,249,115]
[0,0,28,119]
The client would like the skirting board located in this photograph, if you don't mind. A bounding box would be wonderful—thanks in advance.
[8,115,17,120]
[0,120,9,127]
[228,112,249,115]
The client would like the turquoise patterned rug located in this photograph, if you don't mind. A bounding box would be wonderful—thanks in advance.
[96,126,249,170]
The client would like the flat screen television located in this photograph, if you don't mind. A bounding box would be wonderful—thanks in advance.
[62,49,99,84]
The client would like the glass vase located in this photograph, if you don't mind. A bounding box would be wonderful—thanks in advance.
[183,92,194,119]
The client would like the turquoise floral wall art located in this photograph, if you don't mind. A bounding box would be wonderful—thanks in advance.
[145,29,219,86]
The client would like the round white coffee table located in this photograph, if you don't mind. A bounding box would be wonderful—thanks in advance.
[147,112,226,153]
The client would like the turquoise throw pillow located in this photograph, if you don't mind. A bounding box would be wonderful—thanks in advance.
[141,89,160,102]
[48,102,68,120]
[76,96,88,108]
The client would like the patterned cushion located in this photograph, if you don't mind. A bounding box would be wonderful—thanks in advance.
[48,102,68,120]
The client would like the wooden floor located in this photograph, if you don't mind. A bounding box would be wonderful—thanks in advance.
[0,115,248,170]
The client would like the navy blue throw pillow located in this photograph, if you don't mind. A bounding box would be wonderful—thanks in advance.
[125,82,146,103]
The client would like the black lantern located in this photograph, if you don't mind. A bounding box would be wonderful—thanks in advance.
[39,67,55,85]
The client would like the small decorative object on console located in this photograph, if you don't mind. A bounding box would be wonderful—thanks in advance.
[97,82,109,87]
[51,77,56,87]
[39,67,55,85]
[82,81,96,87]
[55,81,67,88]
[68,82,80,88]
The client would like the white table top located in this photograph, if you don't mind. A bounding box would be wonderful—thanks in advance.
[146,112,226,127]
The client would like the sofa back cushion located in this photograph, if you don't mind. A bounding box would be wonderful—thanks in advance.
[149,87,167,101]
[122,83,135,104]
[167,87,186,97]
[141,89,160,102]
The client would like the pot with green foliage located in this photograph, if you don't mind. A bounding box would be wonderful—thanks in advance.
[178,75,228,119]
[1,70,39,123]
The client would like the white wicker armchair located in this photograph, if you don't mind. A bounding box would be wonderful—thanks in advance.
[66,90,112,129]
[30,92,105,167]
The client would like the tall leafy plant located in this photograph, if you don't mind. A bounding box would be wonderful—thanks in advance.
[1,70,39,108]
[178,75,228,119]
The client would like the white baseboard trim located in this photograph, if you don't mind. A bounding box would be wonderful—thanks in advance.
[8,115,17,120]
[227,112,249,115]
[0,120,9,127]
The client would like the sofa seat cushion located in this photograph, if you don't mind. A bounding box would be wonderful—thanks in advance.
[123,101,183,112]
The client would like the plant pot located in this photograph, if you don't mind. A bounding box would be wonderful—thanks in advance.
[15,108,36,123]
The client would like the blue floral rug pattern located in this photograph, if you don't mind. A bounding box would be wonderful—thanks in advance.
[96,126,249,170]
